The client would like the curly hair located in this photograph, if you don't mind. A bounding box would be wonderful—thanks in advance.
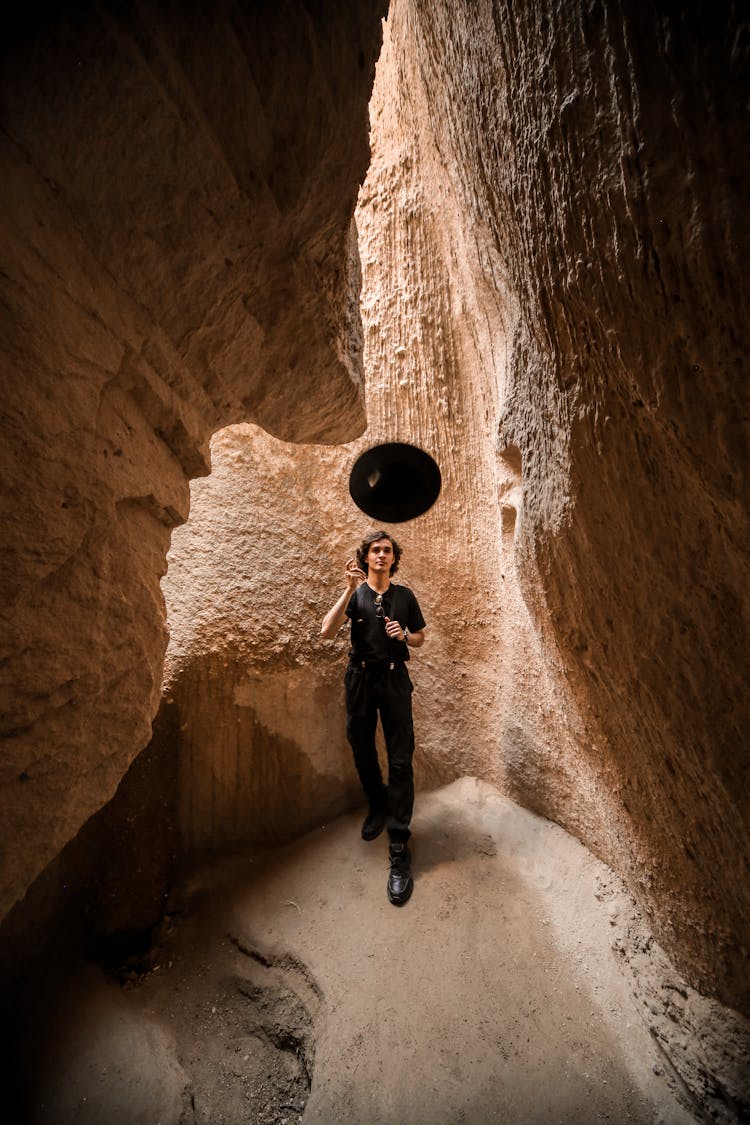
[356,530,402,576]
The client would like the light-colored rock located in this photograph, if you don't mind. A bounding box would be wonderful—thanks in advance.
[1,0,748,1117]
[397,0,750,1017]
[371,0,749,1017]
[15,781,711,1125]
[157,1,749,1114]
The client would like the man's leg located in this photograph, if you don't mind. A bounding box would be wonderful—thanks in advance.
[379,666,415,842]
[347,709,387,801]
[345,667,388,838]
[380,665,415,906]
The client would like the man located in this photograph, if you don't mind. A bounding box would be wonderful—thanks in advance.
[321,530,426,905]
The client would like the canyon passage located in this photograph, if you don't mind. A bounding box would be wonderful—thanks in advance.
[0,1,748,1123]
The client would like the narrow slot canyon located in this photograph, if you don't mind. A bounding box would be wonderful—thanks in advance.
[0,2,748,1123]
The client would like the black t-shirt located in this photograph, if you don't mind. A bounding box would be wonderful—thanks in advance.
[346,583,426,662]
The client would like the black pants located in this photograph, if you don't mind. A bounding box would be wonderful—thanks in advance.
[345,660,415,842]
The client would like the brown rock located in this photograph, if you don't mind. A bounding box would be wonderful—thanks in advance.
[160,0,750,1031]
[1,5,748,1117]
[0,0,385,919]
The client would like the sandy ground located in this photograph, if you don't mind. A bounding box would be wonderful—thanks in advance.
[18,779,698,1124]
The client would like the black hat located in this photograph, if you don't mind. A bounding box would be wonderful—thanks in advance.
[349,442,441,523]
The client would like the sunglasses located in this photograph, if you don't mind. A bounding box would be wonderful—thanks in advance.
[374,593,385,619]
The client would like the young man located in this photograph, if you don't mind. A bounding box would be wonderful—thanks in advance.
[321,531,426,905]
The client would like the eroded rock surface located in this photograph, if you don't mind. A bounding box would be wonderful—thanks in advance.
[2,0,748,1118]
[157,10,749,1115]
[398,0,750,1015]
[0,0,385,919]
[160,0,749,1017]
[9,781,719,1125]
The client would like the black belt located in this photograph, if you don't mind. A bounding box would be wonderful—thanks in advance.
[351,659,404,671]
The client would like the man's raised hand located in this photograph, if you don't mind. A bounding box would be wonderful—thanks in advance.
[345,558,366,590]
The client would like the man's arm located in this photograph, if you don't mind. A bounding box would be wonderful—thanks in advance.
[384,586,427,648]
[320,586,353,639]
[321,558,365,639]
[384,618,426,647]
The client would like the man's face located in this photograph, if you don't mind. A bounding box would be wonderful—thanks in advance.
[367,538,394,574]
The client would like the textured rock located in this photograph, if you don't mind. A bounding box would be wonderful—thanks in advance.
[160,430,368,855]
[2,0,748,1115]
[597,873,750,1123]
[157,2,749,1110]
[0,0,385,919]
[398,0,750,1016]
[158,0,583,854]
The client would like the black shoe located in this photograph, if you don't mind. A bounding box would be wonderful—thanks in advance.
[387,843,413,906]
[361,804,387,841]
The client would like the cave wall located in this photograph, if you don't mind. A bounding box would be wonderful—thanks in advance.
[157,6,580,861]
[397,0,750,1013]
[159,428,368,857]
[158,0,749,1025]
[0,0,386,922]
[1,0,747,1044]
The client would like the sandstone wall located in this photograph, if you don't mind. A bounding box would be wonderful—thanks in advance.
[159,0,749,1029]
[398,0,749,1014]
[2,0,747,1051]
[159,6,578,862]
[0,0,385,921]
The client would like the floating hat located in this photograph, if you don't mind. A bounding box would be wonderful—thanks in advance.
[348,442,441,523]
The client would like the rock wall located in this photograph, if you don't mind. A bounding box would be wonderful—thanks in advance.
[0,0,385,921]
[2,0,748,1093]
[159,0,749,1033]
[158,8,574,862]
[398,0,750,1015]
[160,428,367,856]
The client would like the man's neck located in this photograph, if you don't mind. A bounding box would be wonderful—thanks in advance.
[367,574,391,594]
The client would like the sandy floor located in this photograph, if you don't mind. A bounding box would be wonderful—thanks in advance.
[21,779,697,1124]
